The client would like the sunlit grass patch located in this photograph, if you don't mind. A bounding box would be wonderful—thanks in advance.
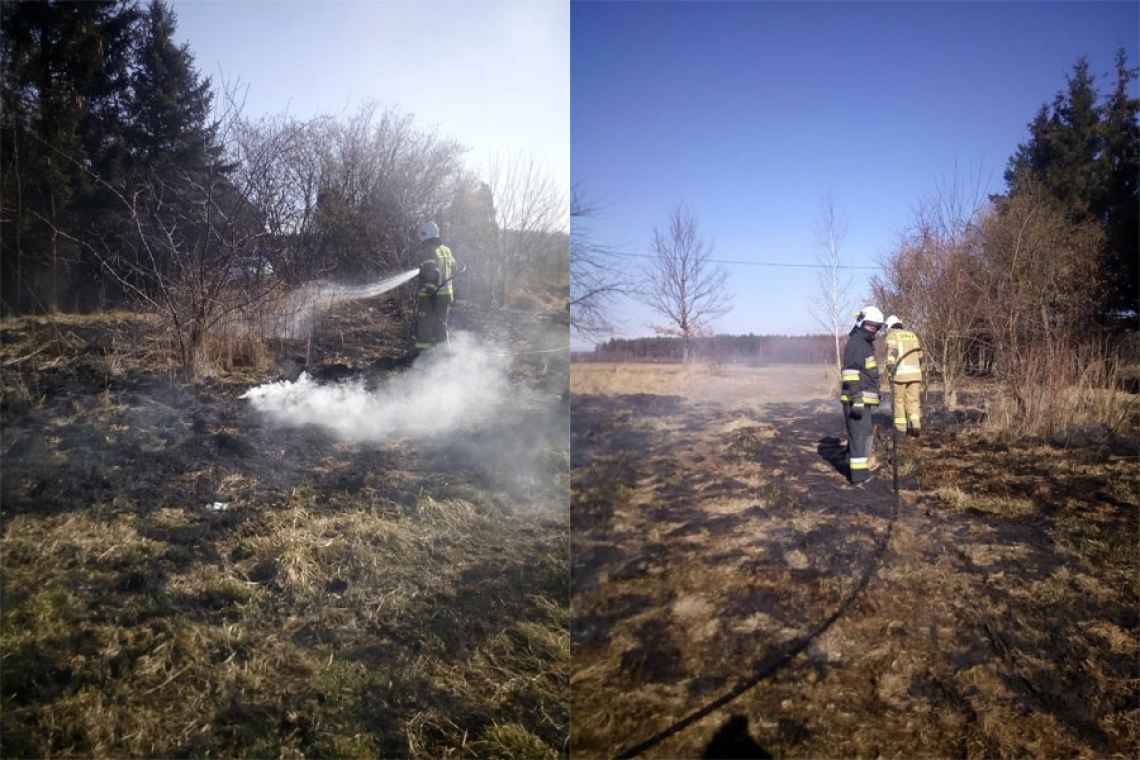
[3,512,165,576]
[931,485,1038,518]
[5,538,565,755]
[2,472,569,757]
[470,723,560,759]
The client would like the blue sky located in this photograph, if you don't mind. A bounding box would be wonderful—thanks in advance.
[572,1,1138,346]
[171,0,569,206]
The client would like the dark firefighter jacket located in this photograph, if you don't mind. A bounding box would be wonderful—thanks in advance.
[840,325,881,408]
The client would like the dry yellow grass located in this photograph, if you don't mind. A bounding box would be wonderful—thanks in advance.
[1,482,568,758]
[571,361,833,406]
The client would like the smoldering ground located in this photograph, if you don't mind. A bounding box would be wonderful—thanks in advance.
[241,330,569,503]
[1,293,571,758]
[243,332,511,440]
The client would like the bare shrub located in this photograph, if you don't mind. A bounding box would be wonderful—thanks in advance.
[977,182,1106,368]
[487,152,568,305]
[873,169,988,408]
[876,170,1116,439]
[986,339,1138,443]
[570,189,626,339]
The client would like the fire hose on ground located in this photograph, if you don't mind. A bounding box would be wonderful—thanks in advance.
[890,346,923,494]
[614,350,921,758]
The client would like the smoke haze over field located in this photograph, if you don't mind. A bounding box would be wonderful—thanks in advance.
[241,332,515,442]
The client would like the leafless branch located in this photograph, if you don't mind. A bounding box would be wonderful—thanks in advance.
[641,204,733,362]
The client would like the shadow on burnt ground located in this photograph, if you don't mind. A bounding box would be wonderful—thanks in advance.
[572,392,903,755]
[702,715,774,759]
[903,426,1140,752]
[573,384,1139,757]
[572,394,896,615]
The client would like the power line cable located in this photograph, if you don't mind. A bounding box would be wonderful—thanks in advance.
[601,250,880,271]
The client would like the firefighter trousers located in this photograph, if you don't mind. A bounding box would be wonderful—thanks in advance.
[415,292,453,349]
[843,402,875,483]
[892,381,922,432]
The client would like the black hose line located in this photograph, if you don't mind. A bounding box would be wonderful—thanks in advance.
[614,349,921,759]
[891,347,922,497]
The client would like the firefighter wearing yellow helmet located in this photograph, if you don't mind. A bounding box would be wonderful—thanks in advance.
[884,315,923,436]
[414,222,457,350]
[841,306,884,485]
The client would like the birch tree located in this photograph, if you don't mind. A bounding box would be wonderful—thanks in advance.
[811,195,853,372]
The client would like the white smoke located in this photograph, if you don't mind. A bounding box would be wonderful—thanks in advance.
[240,332,516,442]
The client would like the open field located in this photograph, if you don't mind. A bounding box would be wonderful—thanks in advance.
[1,293,570,758]
[570,361,1138,758]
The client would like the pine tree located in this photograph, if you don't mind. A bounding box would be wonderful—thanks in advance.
[126,0,220,172]
[1096,49,1140,314]
[1051,57,1102,220]
[1004,104,1056,190]
[1,0,140,311]
[1005,58,1102,220]
[445,179,498,303]
[1001,52,1139,319]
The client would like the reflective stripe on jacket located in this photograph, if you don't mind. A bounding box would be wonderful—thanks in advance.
[886,329,923,383]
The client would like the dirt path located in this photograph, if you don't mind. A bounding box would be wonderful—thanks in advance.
[570,363,1137,758]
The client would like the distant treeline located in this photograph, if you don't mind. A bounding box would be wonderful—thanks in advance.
[580,334,834,364]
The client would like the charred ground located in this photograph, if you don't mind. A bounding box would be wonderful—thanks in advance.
[1,291,570,758]
[570,362,1138,759]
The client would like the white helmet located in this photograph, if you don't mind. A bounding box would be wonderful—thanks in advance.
[885,314,902,329]
[856,305,885,327]
[417,221,440,242]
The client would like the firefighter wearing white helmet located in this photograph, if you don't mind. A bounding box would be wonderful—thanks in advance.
[840,306,884,485]
[414,222,458,350]
[884,314,924,436]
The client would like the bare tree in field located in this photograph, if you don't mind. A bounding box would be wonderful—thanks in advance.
[643,204,732,363]
[570,187,625,338]
[487,152,567,305]
[811,194,853,372]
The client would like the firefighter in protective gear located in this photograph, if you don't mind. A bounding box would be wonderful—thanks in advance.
[414,222,457,350]
[885,315,923,436]
[841,307,883,484]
